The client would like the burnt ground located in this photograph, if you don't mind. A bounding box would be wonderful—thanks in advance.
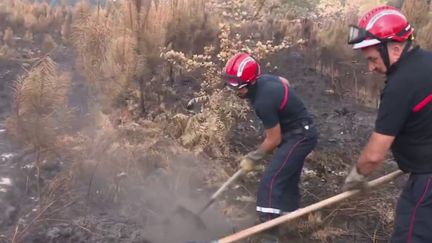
[0,44,236,243]
[0,59,20,237]
[0,40,408,243]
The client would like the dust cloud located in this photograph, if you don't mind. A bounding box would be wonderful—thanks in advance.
[88,154,241,243]
[136,162,236,243]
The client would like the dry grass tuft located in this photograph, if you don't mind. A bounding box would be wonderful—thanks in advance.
[61,18,72,43]
[165,0,217,54]
[24,12,38,31]
[3,27,14,47]
[72,11,112,91]
[42,34,57,53]
[402,0,432,50]
[0,0,71,40]
[402,0,430,29]
[5,59,73,204]
[6,57,72,150]
[311,227,347,242]
[178,91,249,156]
[417,20,432,50]
[73,0,92,20]
[0,44,17,59]
[24,30,33,42]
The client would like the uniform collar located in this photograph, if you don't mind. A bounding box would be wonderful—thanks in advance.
[246,79,259,101]
[386,45,420,75]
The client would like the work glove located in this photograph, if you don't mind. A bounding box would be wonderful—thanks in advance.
[342,166,368,191]
[239,148,267,172]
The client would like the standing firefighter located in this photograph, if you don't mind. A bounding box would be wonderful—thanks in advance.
[223,53,318,225]
[344,6,432,242]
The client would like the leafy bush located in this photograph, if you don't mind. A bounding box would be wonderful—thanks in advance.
[162,20,290,156]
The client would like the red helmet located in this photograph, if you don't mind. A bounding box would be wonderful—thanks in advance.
[223,53,261,89]
[348,6,414,49]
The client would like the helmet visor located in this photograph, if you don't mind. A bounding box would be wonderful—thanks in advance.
[224,74,248,90]
[348,25,370,44]
[348,25,386,45]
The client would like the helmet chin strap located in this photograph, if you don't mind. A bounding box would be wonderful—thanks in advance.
[378,39,412,72]
[377,42,391,70]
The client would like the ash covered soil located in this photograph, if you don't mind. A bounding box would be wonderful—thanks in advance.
[0,43,407,243]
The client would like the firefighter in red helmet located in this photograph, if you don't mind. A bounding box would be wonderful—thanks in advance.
[223,53,318,240]
[344,6,432,242]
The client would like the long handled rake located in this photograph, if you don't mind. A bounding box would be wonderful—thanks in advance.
[215,170,404,243]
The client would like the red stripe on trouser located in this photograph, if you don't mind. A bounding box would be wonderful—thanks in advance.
[267,138,305,219]
[407,177,432,243]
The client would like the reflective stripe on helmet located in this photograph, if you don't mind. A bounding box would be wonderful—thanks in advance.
[366,10,406,30]
[237,56,255,78]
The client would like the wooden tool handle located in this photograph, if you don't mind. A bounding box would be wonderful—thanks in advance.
[198,169,244,215]
[198,169,243,215]
[211,169,244,200]
[217,170,404,243]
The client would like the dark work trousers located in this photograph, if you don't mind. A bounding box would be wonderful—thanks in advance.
[256,127,318,221]
[391,173,432,243]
